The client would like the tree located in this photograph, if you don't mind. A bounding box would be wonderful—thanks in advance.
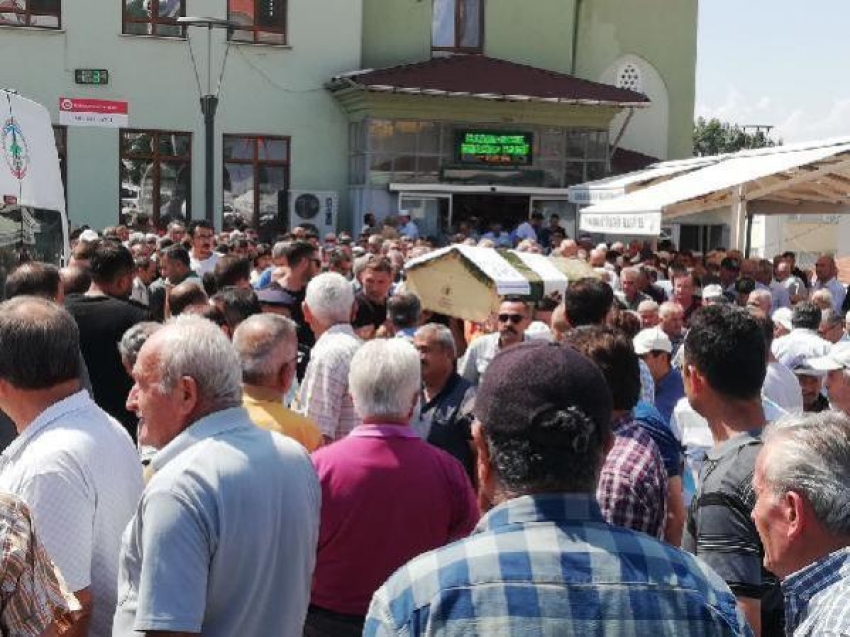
[693,117,781,156]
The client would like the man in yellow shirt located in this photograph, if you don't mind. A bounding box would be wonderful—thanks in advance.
[232,314,323,451]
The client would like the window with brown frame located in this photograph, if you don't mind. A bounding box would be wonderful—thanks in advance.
[122,0,185,37]
[228,0,286,45]
[0,0,61,29]
[120,130,191,228]
[223,135,289,236]
[432,0,482,53]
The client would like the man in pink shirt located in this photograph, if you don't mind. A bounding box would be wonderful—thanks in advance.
[307,338,479,637]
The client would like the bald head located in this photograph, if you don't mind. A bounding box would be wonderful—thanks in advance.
[232,313,299,390]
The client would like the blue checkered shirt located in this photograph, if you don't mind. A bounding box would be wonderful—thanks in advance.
[364,493,752,637]
[782,546,850,637]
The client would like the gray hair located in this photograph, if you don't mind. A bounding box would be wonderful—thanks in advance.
[154,315,243,411]
[620,266,640,280]
[659,301,683,318]
[762,412,850,535]
[637,299,659,313]
[820,308,843,329]
[349,339,420,420]
[414,323,456,358]
[232,314,298,385]
[119,322,162,370]
[271,240,290,260]
[305,272,354,324]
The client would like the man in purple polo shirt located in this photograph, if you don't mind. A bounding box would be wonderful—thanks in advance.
[307,338,478,637]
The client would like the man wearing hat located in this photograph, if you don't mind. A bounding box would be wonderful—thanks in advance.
[634,327,684,425]
[397,211,419,241]
[364,341,750,637]
[791,361,830,413]
[808,342,850,416]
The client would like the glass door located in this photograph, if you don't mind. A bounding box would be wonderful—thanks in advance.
[398,193,453,243]
[529,197,575,239]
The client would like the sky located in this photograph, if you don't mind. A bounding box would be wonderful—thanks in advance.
[696,0,850,144]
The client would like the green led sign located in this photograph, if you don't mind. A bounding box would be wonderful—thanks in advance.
[456,130,533,166]
[74,69,109,85]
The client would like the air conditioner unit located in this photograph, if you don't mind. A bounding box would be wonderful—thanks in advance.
[289,190,338,236]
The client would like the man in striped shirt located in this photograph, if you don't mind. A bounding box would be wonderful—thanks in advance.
[296,272,362,444]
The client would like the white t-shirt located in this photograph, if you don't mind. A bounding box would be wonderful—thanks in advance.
[190,251,220,277]
[763,360,804,414]
[0,391,144,637]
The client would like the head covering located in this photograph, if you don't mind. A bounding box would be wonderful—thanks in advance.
[808,342,850,372]
[633,327,673,355]
[475,341,612,442]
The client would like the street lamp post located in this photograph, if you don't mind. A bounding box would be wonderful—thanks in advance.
[177,16,236,228]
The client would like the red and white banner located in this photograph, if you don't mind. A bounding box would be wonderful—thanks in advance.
[58,97,129,128]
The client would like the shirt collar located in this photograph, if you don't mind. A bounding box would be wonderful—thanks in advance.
[150,406,251,472]
[422,372,462,411]
[1,390,91,462]
[706,429,761,461]
[348,423,421,440]
[782,547,850,630]
[321,324,357,339]
[474,493,604,534]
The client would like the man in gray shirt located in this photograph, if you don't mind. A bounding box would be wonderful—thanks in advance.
[113,315,321,637]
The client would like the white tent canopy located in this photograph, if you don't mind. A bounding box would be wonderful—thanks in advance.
[578,137,850,246]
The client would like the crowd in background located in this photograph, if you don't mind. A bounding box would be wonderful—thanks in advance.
[0,210,846,637]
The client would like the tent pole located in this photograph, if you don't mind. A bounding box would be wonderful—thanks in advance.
[744,212,754,258]
[730,186,747,252]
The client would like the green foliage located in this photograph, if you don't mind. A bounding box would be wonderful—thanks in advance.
[692,117,781,156]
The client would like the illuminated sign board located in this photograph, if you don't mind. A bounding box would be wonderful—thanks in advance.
[456,130,533,166]
[74,69,109,85]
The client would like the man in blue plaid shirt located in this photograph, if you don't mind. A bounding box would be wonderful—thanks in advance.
[364,340,752,637]
[751,410,850,637]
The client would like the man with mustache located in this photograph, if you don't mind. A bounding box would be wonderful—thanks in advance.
[459,297,531,386]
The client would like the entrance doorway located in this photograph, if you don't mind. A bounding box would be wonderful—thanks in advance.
[453,194,529,236]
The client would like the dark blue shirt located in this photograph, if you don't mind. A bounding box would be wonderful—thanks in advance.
[632,401,683,478]
[655,368,685,426]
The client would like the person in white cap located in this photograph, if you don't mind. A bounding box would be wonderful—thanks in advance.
[808,342,850,416]
[772,307,793,339]
[633,327,684,425]
[397,211,419,240]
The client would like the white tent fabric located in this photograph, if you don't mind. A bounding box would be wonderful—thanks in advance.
[578,138,850,244]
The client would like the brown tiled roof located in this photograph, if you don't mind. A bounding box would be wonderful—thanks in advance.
[330,55,650,107]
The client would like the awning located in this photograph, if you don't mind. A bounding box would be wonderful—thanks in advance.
[389,183,572,196]
[567,155,720,205]
[578,138,850,244]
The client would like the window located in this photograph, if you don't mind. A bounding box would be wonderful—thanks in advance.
[0,0,61,28]
[432,0,482,53]
[228,0,286,45]
[123,0,184,37]
[120,130,191,227]
[223,135,289,236]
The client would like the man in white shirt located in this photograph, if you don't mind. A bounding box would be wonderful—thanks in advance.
[459,298,531,386]
[295,272,363,444]
[811,254,846,312]
[772,302,831,369]
[188,219,220,276]
[512,211,543,245]
[0,297,144,637]
[398,211,420,240]
[773,259,805,305]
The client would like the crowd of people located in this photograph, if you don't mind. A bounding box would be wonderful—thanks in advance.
[0,212,846,637]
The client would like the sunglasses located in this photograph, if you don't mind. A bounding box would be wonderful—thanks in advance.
[498,313,525,324]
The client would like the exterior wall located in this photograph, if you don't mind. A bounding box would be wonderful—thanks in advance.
[0,0,361,230]
[576,0,698,160]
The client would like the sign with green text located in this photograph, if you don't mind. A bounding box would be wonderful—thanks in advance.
[456,130,533,166]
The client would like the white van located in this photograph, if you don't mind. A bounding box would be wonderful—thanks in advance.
[0,88,69,291]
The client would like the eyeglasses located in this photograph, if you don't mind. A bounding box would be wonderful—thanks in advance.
[498,313,525,324]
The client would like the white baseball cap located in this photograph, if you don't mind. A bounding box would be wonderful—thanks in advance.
[78,229,99,243]
[633,327,672,355]
[772,307,793,332]
[808,342,850,371]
